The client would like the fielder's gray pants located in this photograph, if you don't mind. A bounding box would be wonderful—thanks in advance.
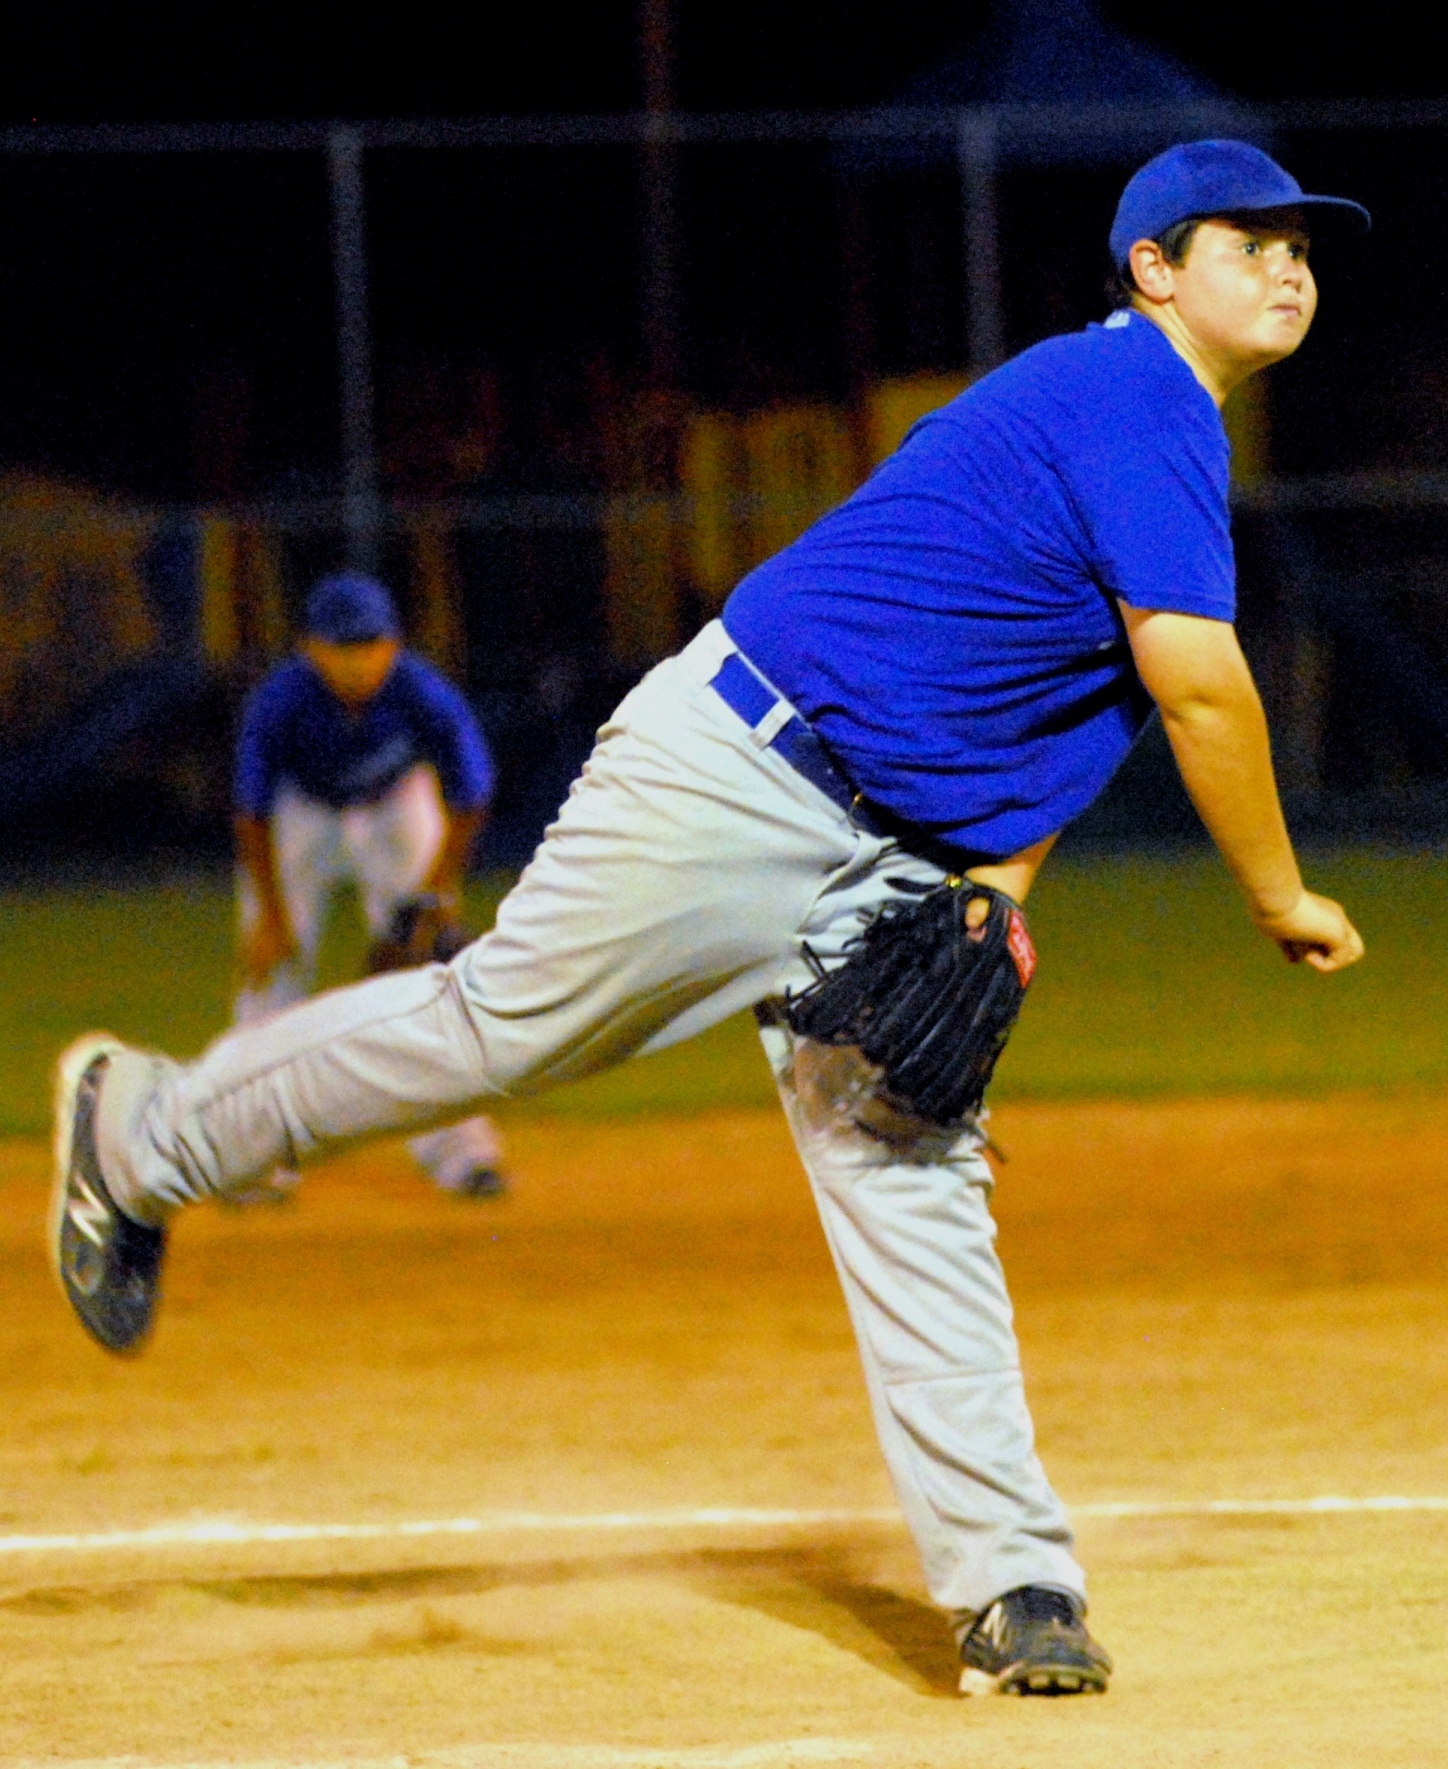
[234,767,502,1189]
[97,619,1085,1619]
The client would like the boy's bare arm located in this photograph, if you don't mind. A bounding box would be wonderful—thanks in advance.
[423,807,485,913]
[234,814,298,982]
[1121,603,1363,973]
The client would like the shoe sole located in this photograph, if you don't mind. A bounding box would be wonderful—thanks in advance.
[48,1032,127,1300]
[960,1662,1110,1697]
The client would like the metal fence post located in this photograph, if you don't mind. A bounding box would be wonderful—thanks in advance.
[327,123,379,571]
[639,0,683,387]
[958,110,1005,376]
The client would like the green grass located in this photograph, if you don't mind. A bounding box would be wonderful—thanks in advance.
[0,851,1443,1136]
[1003,848,1448,1098]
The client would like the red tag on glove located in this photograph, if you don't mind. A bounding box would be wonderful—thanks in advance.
[1007,909,1036,986]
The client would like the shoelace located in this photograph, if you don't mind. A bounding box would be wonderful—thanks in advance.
[1005,1587,1080,1627]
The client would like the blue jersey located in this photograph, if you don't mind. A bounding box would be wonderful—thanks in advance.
[234,650,495,818]
[723,310,1232,860]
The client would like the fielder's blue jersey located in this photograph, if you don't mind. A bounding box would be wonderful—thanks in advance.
[723,310,1233,859]
[234,651,495,818]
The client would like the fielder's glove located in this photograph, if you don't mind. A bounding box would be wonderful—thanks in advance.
[784,877,1036,1127]
[367,893,474,974]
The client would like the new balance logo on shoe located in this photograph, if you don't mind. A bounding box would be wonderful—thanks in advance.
[975,1599,1014,1652]
[66,1175,112,1250]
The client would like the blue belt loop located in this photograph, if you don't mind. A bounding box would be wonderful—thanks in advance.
[708,647,884,834]
[709,652,777,732]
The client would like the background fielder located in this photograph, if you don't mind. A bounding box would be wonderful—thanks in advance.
[53,141,1368,1698]
[233,570,506,1199]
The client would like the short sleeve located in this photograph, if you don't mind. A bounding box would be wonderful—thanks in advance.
[404,660,495,810]
[1068,343,1236,622]
[233,672,291,818]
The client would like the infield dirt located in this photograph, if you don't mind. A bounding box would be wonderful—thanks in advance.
[3,1095,1448,1766]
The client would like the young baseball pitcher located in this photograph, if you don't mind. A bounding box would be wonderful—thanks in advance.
[51,141,1367,1696]
[231,571,507,1199]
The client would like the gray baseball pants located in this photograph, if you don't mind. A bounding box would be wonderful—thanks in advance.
[96,618,1085,1620]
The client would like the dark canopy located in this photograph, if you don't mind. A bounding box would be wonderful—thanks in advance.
[844,0,1261,170]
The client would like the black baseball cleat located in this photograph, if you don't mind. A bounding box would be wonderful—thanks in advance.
[958,1586,1112,1697]
[455,1165,507,1200]
[50,1035,167,1356]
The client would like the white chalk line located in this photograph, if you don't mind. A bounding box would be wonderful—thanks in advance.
[0,1507,899,1556]
[2,1496,1447,1559]
[2,1744,874,1769]
[1078,1495,1448,1518]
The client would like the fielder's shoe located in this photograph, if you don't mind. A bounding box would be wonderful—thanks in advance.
[452,1165,507,1200]
[958,1586,1112,1697]
[50,1035,166,1356]
[409,1122,508,1200]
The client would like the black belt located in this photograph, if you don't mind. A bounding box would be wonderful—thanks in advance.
[707,649,886,835]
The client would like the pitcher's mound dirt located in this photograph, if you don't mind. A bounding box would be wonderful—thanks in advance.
[4,1094,1448,1767]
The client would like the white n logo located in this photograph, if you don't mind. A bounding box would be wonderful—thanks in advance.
[67,1176,111,1249]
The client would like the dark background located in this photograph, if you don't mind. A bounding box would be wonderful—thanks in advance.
[1,4,1446,869]
[0,2,1439,499]
[4,4,1446,120]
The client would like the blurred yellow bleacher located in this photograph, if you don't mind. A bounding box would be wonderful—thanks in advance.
[605,372,972,668]
[0,474,157,737]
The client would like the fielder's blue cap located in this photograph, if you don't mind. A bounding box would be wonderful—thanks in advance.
[1109,139,1370,269]
[301,572,400,644]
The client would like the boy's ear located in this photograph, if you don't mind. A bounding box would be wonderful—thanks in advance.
[1128,239,1175,305]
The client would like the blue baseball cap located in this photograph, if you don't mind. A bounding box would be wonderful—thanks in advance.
[1110,139,1370,269]
[301,572,400,644]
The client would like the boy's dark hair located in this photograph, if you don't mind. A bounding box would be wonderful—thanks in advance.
[1105,216,1202,309]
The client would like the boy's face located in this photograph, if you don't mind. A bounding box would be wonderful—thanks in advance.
[1133,209,1317,376]
[300,636,401,708]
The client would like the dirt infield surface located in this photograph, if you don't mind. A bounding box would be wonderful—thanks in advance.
[4,1095,1448,1766]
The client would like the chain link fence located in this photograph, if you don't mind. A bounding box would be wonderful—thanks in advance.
[1,103,1446,863]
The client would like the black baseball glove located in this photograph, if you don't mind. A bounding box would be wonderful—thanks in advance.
[367,893,474,974]
[784,877,1036,1127]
